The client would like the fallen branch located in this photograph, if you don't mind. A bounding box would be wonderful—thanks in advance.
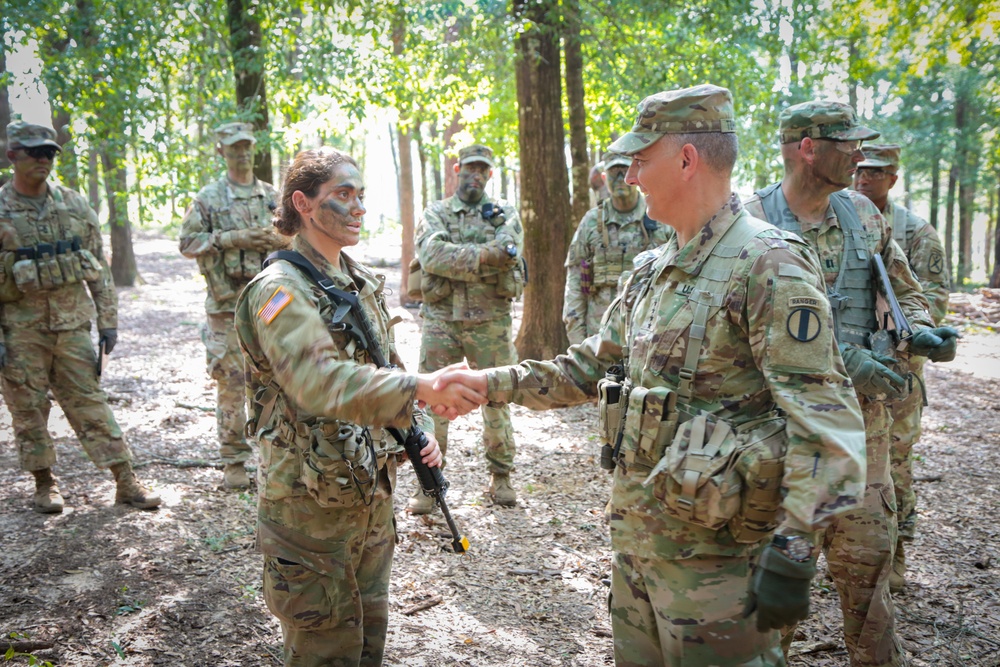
[175,402,215,413]
[914,474,944,482]
[789,640,841,656]
[1,640,55,653]
[401,595,442,616]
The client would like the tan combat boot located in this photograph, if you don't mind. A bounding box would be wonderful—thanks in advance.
[889,540,906,594]
[32,468,65,514]
[490,473,517,507]
[223,463,250,489]
[110,462,161,509]
[406,487,435,515]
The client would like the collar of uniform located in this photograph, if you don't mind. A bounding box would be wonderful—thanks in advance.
[606,197,646,224]
[224,176,264,200]
[671,193,744,275]
[290,236,375,297]
[449,194,491,215]
[2,182,54,211]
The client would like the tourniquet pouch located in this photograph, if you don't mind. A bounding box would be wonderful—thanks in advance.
[618,386,679,470]
[645,412,742,529]
[419,271,452,304]
[57,252,82,284]
[0,254,23,302]
[242,250,263,280]
[12,258,41,292]
[407,258,423,300]
[223,248,244,279]
[301,422,377,508]
[597,377,626,446]
[727,413,788,543]
[77,248,104,282]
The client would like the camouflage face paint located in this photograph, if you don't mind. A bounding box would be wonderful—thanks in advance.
[456,162,491,204]
[307,163,366,250]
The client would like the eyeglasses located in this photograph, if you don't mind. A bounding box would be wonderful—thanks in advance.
[855,168,890,182]
[24,146,60,160]
[818,139,862,155]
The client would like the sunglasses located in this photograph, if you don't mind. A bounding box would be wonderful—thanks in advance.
[856,168,890,182]
[24,146,60,160]
[817,139,862,155]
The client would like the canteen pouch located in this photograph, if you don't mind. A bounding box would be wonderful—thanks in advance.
[619,386,679,469]
[0,254,23,303]
[407,258,423,300]
[12,258,41,293]
[77,248,104,282]
[645,412,743,530]
[597,377,626,448]
[727,414,788,543]
[223,248,244,280]
[242,250,263,280]
[301,423,378,508]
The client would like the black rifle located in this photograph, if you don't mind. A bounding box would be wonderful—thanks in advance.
[871,253,913,354]
[265,250,468,553]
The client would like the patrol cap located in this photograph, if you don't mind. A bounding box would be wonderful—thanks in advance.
[778,101,880,144]
[608,84,736,156]
[6,122,61,151]
[458,144,494,168]
[215,122,257,146]
[858,144,901,173]
[601,151,632,170]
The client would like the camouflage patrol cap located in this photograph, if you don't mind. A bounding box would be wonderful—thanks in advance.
[608,84,736,156]
[458,144,494,168]
[601,151,632,170]
[778,101,880,144]
[858,144,901,173]
[215,122,256,146]
[6,122,61,150]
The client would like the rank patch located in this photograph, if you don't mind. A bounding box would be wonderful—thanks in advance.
[258,287,293,324]
[787,307,821,342]
[789,296,821,308]
[929,252,943,275]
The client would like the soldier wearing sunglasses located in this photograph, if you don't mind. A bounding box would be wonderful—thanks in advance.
[0,121,160,514]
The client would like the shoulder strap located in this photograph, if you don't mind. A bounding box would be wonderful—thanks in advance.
[598,201,610,248]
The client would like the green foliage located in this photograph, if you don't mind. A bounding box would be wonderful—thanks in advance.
[2,632,55,667]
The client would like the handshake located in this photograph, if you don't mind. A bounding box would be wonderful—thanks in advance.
[414,363,491,420]
[218,227,284,253]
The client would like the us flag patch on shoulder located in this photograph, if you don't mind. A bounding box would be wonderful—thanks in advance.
[258,286,293,324]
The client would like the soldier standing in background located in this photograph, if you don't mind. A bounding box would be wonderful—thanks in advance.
[563,150,669,344]
[411,144,524,512]
[179,122,283,489]
[434,86,869,666]
[854,143,951,593]
[0,121,159,512]
[744,102,958,667]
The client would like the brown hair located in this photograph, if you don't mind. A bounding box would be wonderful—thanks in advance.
[273,147,359,235]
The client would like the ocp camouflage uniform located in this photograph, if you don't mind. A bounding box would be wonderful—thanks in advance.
[563,197,671,343]
[0,182,132,472]
[745,187,933,667]
[180,177,279,465]
[415,193,523,473]
[485,193,866,666]
[884,200,949,545]
[235,237,431,667]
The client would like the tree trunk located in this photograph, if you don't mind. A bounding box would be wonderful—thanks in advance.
[563,0,589,238]
[101,146,138,286]
[50,107,80,192]
[903,169,912,212]
[986,183,994,279]
[428,121,443,202]
[226,0,272,184]
[929,142,941,230]
[945,164,956,287]
[991,176,1000,288]
[88,150,101,214]
[0,47,9,187]
[397,124,416,307]
[414,122,429,213]
[954,90,979,285]
[442,113,462,198]
[512,0,571,361]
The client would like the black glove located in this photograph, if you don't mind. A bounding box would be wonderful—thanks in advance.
[909,326,960,362]
[99,328,118,355]
[0,342,6,370]
[839,344,906,398]
[745,546,817,632]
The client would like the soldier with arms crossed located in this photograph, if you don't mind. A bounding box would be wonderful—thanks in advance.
[235,147,480,666]
[0,122,159,512]
[411,144,524,511]
[854,143,951,593]
[563,150,670,344]
[434,86,868,666]
[744,102,958,667]
[179,122,284,489]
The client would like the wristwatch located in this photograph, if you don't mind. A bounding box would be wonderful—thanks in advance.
[772,535,813,562]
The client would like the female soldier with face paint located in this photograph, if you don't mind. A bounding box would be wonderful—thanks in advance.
[234,147,483,666]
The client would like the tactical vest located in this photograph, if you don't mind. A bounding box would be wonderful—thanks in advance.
[0,186,103,302]
[889,202,917,255]
[592,200,651,287]
[755,184,876,349]
[441,201,523,300]
[201,181,275,302]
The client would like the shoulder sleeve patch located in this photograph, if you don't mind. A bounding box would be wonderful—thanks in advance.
[258,286,294,324]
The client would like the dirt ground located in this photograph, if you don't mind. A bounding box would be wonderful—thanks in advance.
[0,231,998,667]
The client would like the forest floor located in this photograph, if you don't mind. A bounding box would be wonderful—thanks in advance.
[0,231,998,667]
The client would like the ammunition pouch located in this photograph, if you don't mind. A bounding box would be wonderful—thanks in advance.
[617,386,680,470]
[419,270,452,304]
[300,421,385,508]
[0,254,21,303]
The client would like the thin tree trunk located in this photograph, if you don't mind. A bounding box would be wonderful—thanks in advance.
[929,143,941,230]
[0,46,10,186]
[397,123,416,307]
[429,121,443,201]
[945,164,957,287]
[563,0,589,239]
[50,107,79,192]
[903,169,912,212]
[512,0,571,360]
[414,121,429,213]
[101,145,138,286]
[986,185,994,278]
[991,176,1000,288]
[88,150,101,214]
[226,0,272,183]
[954,91,979,285]
[442,113,462,198]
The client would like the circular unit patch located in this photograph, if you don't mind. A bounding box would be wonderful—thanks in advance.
[786,307,821,342]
